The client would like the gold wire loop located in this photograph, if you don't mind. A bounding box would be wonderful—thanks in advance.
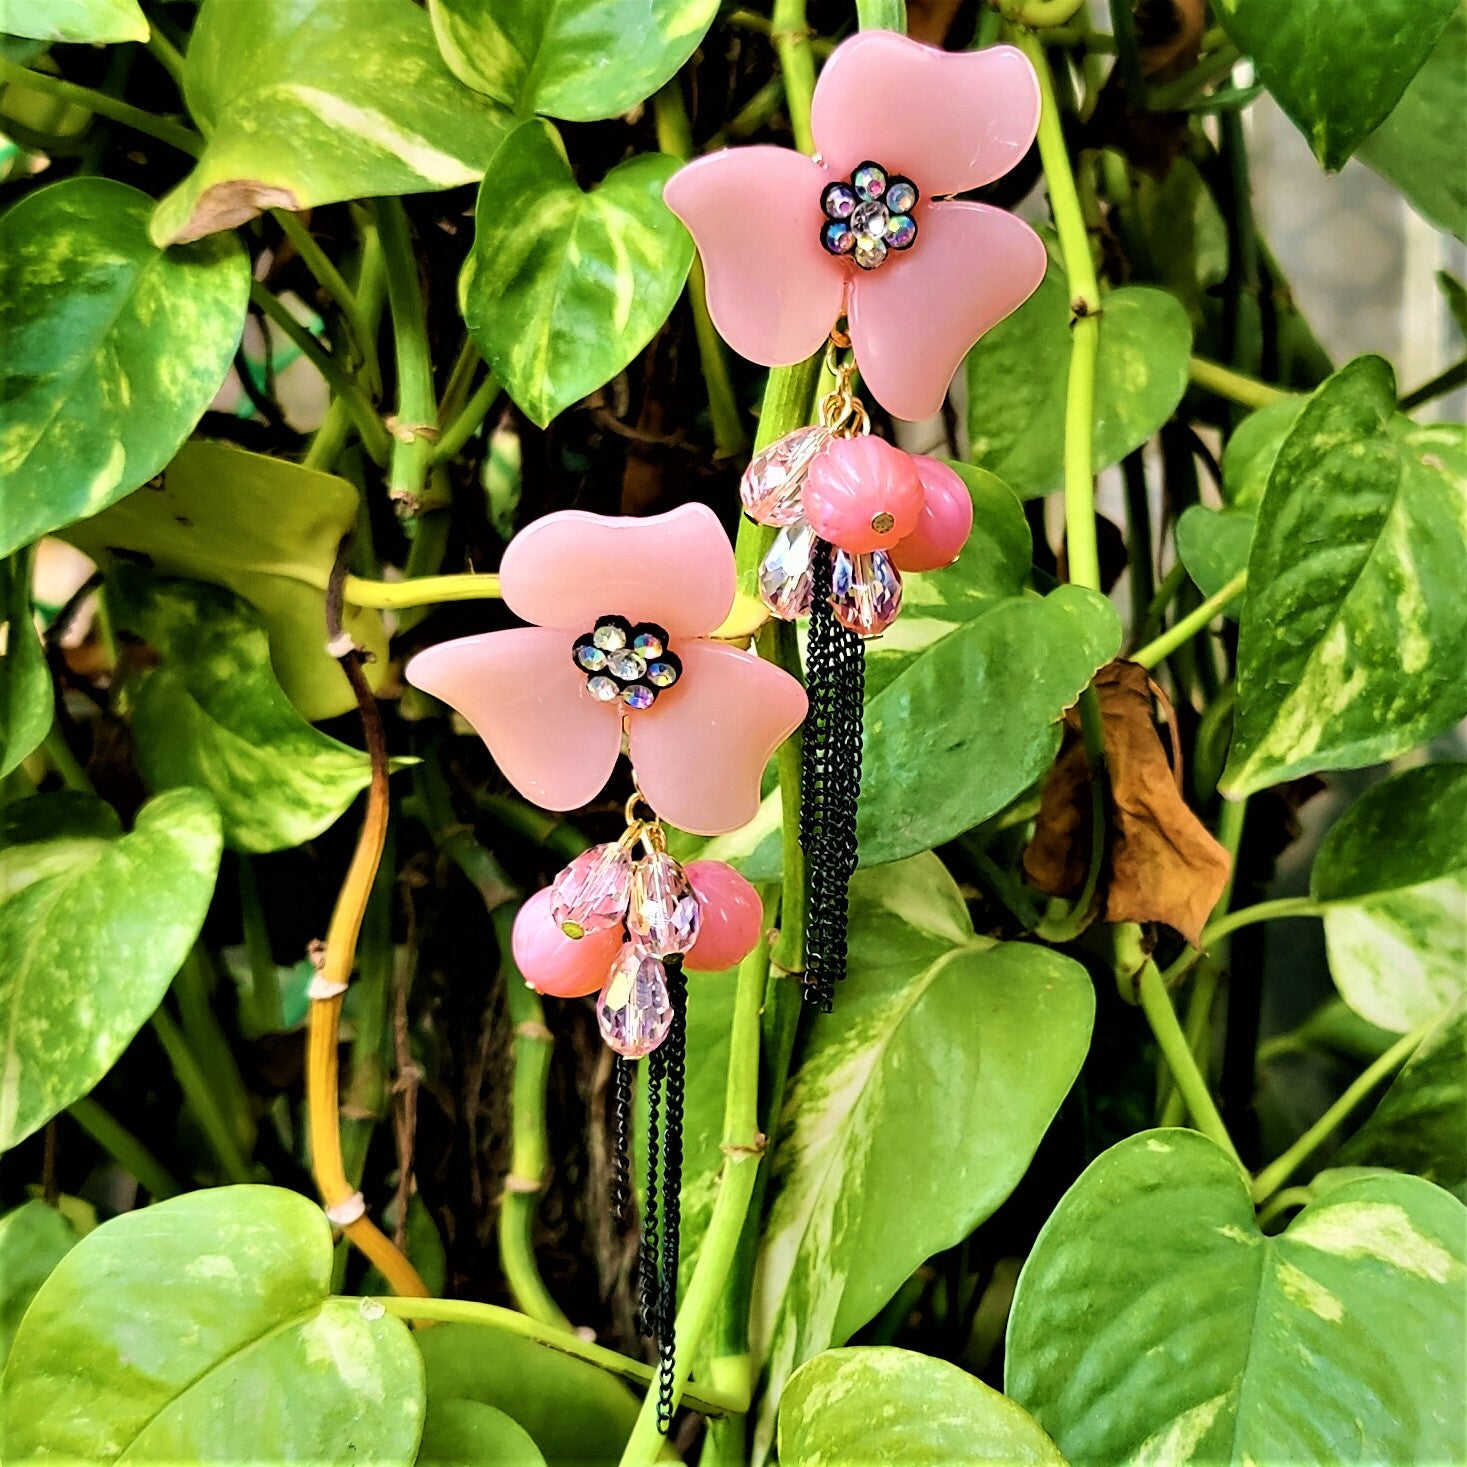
[820,325,869,437]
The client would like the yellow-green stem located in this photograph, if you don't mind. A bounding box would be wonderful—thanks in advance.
[343,573,501,608]
[1188,356,1289,410]
[68,1097,181,1200]
[772,0,817,155]
[0,58,202,155]
[432,372,502,464]
[1131,569,1247,669]
[377,199,437,508]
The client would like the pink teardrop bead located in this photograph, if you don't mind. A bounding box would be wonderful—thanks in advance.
[597,944,674,1058]
[740,425,831,526]
[512,887,624,998]
[626,851,702,958]
[802,436,925,554]
[830,547,903,636]
[548,841,634,939]
[684,861,763,971]
[890,456,974,572]
[758,518,816,620]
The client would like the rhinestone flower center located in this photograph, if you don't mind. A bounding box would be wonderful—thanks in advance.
[573,615,682,710]
[819,160,919,272]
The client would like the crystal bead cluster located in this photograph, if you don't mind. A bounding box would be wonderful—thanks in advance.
[573,616,682,711]
[819,162,919,271]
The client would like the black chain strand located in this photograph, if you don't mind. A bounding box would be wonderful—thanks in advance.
[638,1044,663,1341]
[655,958,687,1433]
[611,1056,633,1223]
[800,538,865,1012]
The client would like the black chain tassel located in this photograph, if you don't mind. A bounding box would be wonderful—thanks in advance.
[638,1044,663,1340]
[800,538,865,1012]
[611,1056,633,1223]
[655,957,687,1434]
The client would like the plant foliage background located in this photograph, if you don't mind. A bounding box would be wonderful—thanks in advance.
[0,1,1464,1464]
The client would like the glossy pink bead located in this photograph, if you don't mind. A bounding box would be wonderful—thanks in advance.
[511,887,623,999]
[890,456,974,572]
[802,436,924,554]
[684,861,764,972]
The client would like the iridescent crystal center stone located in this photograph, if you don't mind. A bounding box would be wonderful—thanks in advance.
[573,616,681,710]
[820,161,918,271]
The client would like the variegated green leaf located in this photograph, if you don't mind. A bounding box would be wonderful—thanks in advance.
[0,1186,424,1462]
[0,550,52,780]
[110,570,383,855]
[0,1202,77,1371]
[429,0,718,122]
[1310,762,1467,1032]
[461,120,692,426]
[151,0,510,246]
[0,178,247,559]
[750,854,1094,1461]
[65,440,386,722]
[1214,0,1457,170]
[0,788,221,1150]
[1222,358,1467,796]
[1007,1129,1467,1464]
[1336,999,1467,1199]
[0,0,147,44]
[779,1348,1064,1467]
[1219,395,1306,508]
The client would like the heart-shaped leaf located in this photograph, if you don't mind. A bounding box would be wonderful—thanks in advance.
[0,0,147,44]
[418,1399,546,1467]
[0,178,247,559]
[0,551,52,780]
[64,440,386,721]
[429,0,719,122]
[1220,395,1306,508]
[0,1202,77,1370]
[461,119,692,426]
[966,272,1192,498]
[151,0,510,245]
[751,854,1094,1460]
[111,570,382,854]
[1309,762,1467,1031]
[779,1348,1064,1467]
[1214,0,1458,170]
[1006,1129,1466,1464]
[1336,999,1467,1200]
[1175,504,1253,618]
[0,788,221,1149]
[1222,357,1467,796]
[0,1186,425,1462]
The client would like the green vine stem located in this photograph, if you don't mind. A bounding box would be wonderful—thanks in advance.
[1251,1023,1429,1205]
[1131,569,1247,669]
[1015,29,1102,593]
[144,29,187,88]
[432,370,502,464]
[68,1097,181,1200]
[342,572,502,608]
[1187,355,1289,410]
[854,0,907,29]
[771,0,818,155]
[150,1007,255,1184]
[373,1296,742,1417]
[377,199,437,512]
[237,858,286,1035]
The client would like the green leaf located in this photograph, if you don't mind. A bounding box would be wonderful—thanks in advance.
[418,1399,546,1467]
[0,1185,425,1462]
[1219,395,1306,508]
[1336,1000,1467,1200]
[1006,1129,1467,1464]
[151,0,510,246]
[1214,0,1458,169]
[1309,762,1467,1031]
[430,0,719,122]
[966,273,1192,498]
[860,585,1122,867]
[110,570,381,854]
[0,788,221,1149]
[751,854,1095,1460]
[0,0,147,44]
[1358,3,1467,240]
[64,439,386,722]
[0,551,52,780]
[415,1322,640,1467]
[779,1348,1064,1467]
[461,120,692,426]
[0,178,248,559]
[0,1202,76,1370]
[1175,505,1253,618]
[1222,357,1467,796]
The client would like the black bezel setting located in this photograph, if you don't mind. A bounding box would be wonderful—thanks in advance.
[819,161,920,265]
[572,617,681,709]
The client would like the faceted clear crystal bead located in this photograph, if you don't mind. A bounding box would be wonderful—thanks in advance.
[886,214,916,249]
[885,177,918,213]
[592,621,628,651]
[830,547,903,636]
[852,200,888,240]
[759,518,817,619]
[853,162,887,201]
[621,684,655,710]
[586,675,619,701]
[607,649,646,680]
[626,852,702,958]
[853,235,888,271]
[740,425,830,525]
[597,945,673,1058]
[549,842,634,938]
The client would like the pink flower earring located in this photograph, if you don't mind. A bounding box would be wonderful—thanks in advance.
[405,504,803,1429]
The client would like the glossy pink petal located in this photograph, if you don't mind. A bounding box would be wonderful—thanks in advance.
[664,147,846,368]
[628,640,807,837]
[811,36,1040,195]
[405,627,622,812]
[848,201,1045,421]
[498,505,737,637]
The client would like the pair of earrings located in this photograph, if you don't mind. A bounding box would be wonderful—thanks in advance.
[408,28,1046,1433]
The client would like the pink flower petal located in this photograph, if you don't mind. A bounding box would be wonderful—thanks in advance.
[811,37,1040,195]
[848,201,1045,421]
[405,627,622,812]
[499,504,737,637]
[628,640,807,837]
[664,147,846,368]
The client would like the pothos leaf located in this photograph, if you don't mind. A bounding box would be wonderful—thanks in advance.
[0,0,148,45]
